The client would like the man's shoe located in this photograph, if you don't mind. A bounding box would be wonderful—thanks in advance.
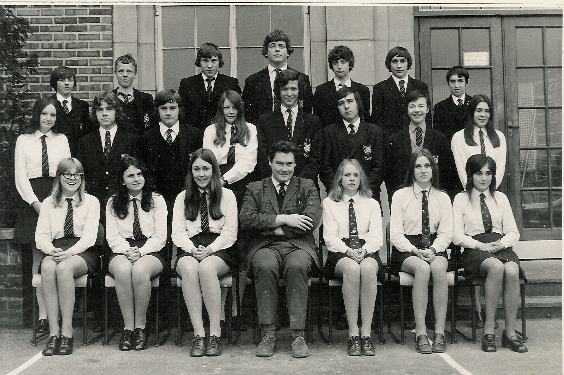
[36,319,48,334]
[415,334,432,354]
[42,335,59,356]
[347,336,361,356]
[432,333,446,353]
[481,333,496,352]
[501,331,528,353]
[256,335,276,357]
[205,335,222,356]
[57,335,73,355]
[291,335,310,358]
[360,336,375,356]
[133,328,148,351]
[119,329,133,351]
[190,335,205,357]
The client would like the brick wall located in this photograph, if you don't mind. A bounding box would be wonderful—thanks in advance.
[0,229,23,327]
[15,5,114,101]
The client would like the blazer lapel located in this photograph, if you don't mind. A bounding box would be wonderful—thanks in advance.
[281,176,298,212]
[400,128,411,157]
[264,178,280,214]
[386,76,400,97]
[259,68,273,103]
[293,110,305,141]
[348,121,367,156]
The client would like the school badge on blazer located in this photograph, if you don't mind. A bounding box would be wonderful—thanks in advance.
[143,113,150,128]
[433,155,439,164]
[302,138,311,157]
[363,145,373,160]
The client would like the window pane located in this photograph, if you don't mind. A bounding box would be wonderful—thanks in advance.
[431,70,450,106]
[271,6,303,45]
[519,109,546,147]
[522,190,550,228]
[162,6,195,48]
[553,190,562,227]
[237,6,269,46]
[164,49,196,90]
[237,48,263,88]
[516,28,543,66]
[520,149,549,188]
[196,6,229,47]
[289,48,304,74]
[517,68,545,107]
[549,109,562,146]
[546,28,562,66]
[551,149,562,188]
[547,68,562,106]
[465,69,491,99]
[461,29,490,65]
[431,29,459,68]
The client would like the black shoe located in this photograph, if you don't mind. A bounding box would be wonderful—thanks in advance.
[360,336,375,356]
[347,336,361,356]
[119,329,133,351]
[501,331,528,353]
[133,328,148,351]
[57,335,73,355]
[432,333,446,353]
[42,335,59,356]
[36,319,48,334]
[205,335,222,356]
[256,335,276,357]
[415,334,432,354]
[190,335,205,357]
[481,333,496,352]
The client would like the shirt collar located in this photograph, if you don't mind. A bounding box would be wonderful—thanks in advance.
[409,122,426,134]
[334,77,352,90]
[281,104,298,115]
[56,93,72,105]
[413,183,431,196]
[160,121,180,136]
[35,130,53,138]
[201,72,218,81]
[99,125,117,138]
[268,64,288,75]
[473,125,487,136]
[343,192,360,202]
[271,176,289,190]
[343,117,361,130]
[129,193,142,201]
[472,188,492,199]
[391,74,409,88]
[117,87,134,96]
[451,94,466,104]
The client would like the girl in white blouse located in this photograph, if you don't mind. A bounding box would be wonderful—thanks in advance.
[106,155,167,351]
[172,148,237,357]
[322,159,382,356]
[14,97,71,333]
[35,158,100,356]
[203,89,257,207]
[452,154,526,353]
[390,149,453,354]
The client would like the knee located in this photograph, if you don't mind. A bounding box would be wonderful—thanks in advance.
[284,260,308,279]
[430,258,447,276]
[55,261,72,278]
[252,258,278,277]
[413,262,431,279]
[131,265,150,284]
[176,258,198,279]
[41,258,57,276]
[110,260,131,279]
[198,260,217,279]
[504,262,520,281]
[487,259,505,276]
[341,262,361,283]
[360,259,378,279]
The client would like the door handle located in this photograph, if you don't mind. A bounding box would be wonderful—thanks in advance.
[506,120,519,129]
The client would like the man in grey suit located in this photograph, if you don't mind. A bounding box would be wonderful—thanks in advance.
[239,141,321,359]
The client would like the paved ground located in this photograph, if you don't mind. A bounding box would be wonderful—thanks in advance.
[1,319,561,375]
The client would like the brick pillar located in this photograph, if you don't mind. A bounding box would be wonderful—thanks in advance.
[0,229,25,328]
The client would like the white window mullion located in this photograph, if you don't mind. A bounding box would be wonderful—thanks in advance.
[303,5,310,76]
[230,5,237,78]
[154,5,164,92]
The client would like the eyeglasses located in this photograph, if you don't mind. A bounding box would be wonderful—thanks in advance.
[61,172,83,180]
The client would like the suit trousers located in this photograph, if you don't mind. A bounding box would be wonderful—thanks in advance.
[251,242,313,330]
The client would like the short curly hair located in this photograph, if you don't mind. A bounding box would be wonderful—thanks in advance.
[261,29,294,58]
[328,45,355,70]
[195,42,224,68]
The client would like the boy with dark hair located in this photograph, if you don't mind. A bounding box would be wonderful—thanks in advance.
[313,45,370,128]
[49,66,92,155]
[243,30,313,124]
[178,43,241,130]
[433,66,471,141]
[113,54,156,134]
[370,46,429,137]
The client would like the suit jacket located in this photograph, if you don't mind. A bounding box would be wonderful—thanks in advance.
[178,73,242,130]
[313,79,370,128]
[242,67,313,125]
[77,128,139,207]
[321,121,385,199]
[112,88,156,134]
[370,76,429,137]
[51,94,91,156]
[385,127,457,198]
[239,176,321,271]
[255,109,322,182]
[432,95,472,142]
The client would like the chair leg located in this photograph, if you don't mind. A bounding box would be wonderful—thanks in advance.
[104,286,108,345]
[32,286,37,346]
[379,284,384,344]
[176,285,183,346]
[233,274,241,345]
[520,283,527,342]
[450,287,456,344]
[83,286,88,345]
[305,287,312,343]
[328,286,333,343]
[225,285,232,345]
[154,286,160,347]
[400,285,405,344]
[471,285,477,344]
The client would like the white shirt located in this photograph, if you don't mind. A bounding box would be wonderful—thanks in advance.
[35,193,100,256]
[203,123,258,184]
[333,78,352,91]
[106,193,168,256]
[452,189,519,250]
[201,72,218,91]
[56,93,72,112]
[271,177,288,194]
[281,105,299,136]
[172,188,238,254]
[159,121,180,143]
[322,194,383,254]
[391,75,409,92]
[451,94,466,105]
[342,117,361,134]
[15,131,71,204]
[99,125,118,148]
[451,127,507,188]
[268,64,288,90]
[390,185,453,253]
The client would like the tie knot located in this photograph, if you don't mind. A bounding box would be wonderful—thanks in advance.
[132,197,137,202]
[276,68,282,75]
[66,197,73,204]
[480,192,485,199]
[106,130,111,136]
[286,108,292,114]
[348,124,355,134]
[458,98,463,106]
[63,100,68,105]
[166,128,172,135]
[41,134,47,140]
[279,182,286,191]
[479,129,484,135]
[206,77,215,83]
[422,190,427,197]
[349,198,354,203]
[399,80,405,85]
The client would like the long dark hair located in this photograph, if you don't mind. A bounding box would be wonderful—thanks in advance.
[465,154,497,200]
[111,155,154,220]
[26,97,60,134]
[403,149,441,190]
[464,94,500,148]
[183,148,223,221]
[212,90,250,147]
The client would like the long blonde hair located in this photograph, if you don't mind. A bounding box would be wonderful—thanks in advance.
[51,158,86,207]
[328,159,372,201]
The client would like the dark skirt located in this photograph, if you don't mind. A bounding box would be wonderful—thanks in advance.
[42,237,99,274]
[175,231,237,270]
[108,238,168,270]
[390,233,447,274]
[461,232,523,280]
[324,238,383,280]
[220,163,252,211]
[13,177,53,244]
